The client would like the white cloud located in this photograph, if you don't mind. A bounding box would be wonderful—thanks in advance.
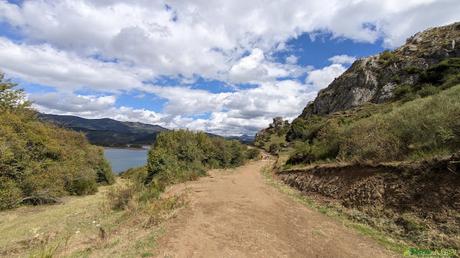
[228,48,267,83]
[328,55,356,64]
[31,93,165,125]
[228,48,303,83]
[29,78,317,136]
[306,64,347,90]
[147,80,317,135]
[1,0,458,81]
[30,93,116,112]
[1,0,459,135]
[142,85,230,116]
[285,55,298,64]
[0,37,146,93]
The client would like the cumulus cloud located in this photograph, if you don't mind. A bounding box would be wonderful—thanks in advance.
[1,0,458,80]
[149,80,317,135]
[306,64,347,90]
[0,37,146,93]
[285,55,298,64]
[31,93,165,125]
[30,78,318,136]
[328,55,356,64]
[30,93,116,113]
[228,48,300,83]
[0,0,458,135]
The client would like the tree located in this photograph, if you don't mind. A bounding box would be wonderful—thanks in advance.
[0,72,30,112]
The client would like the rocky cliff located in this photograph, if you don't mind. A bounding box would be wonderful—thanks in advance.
[299,22,460,118]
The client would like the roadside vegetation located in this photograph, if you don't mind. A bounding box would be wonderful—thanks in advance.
[255,84,460,166]
[255,56,460,166]
[0,76,259,256]
[284,84,460,165]
[253,52,460,252]
[108,130,259,212]
[0,73,114,211]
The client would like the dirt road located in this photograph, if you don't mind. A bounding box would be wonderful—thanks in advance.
[155,160,396,257]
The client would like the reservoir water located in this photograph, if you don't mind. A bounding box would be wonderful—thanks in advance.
[104,148,149,174]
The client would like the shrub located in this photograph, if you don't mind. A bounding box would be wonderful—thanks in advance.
[286,142,315,165]
[106,183,137,211]
[379,50,399,66]
[145,130,249,193]
[287,116,325,142]
[403,66,423,75]
[418,85,440,97]
[269,143,280,155]
[421,57,460,88]
[246,148,261,160]
[339,118,402,162]
[393,84,413,100]
[67,175,98,196]
[93,148,115,185]
[0,177,22,210]
[0,72,114,210]
[120,166,148,182]
[288,84,460,164]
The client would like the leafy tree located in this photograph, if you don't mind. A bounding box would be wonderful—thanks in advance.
[0,72,30,111]
[0,72,115,210]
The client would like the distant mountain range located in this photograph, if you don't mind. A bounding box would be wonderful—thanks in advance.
[39,113,255,147]
[226,134,255,144]
[38,113,168,147]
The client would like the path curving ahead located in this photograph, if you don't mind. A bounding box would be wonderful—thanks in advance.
[155,160,396,258]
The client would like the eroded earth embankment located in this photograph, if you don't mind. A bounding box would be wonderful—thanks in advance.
[277,152,460,249]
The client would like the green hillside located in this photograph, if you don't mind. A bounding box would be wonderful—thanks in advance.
[0,74,114,210]
[38,113,168,147]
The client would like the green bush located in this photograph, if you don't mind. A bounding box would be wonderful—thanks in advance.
[268,143,280,155]
[418,85,440,97]
[393,84,414,100]
[287,142,315,164]
[339,118,402,161]
[0,73,114,210]
[342,86,460,161]
[421,58,460,86]
[68,175,98,196]
[246,148,261,160]
[120,166,148,181]
[288,85,460,164]
[106,182,138,211]
[287,116,325,142]
[145,131,250,192]
[0,177,22,210]
[379,50,399,66]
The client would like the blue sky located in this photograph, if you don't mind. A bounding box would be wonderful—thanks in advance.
[0,0,458,135]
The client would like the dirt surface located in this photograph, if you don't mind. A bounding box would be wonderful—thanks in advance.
[155,160,397,258]
[278,155,460,249]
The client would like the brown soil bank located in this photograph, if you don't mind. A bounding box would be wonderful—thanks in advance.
[277,153,460,249]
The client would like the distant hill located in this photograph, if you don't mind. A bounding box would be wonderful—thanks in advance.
[225,134,255,144]
[38,113,168,147]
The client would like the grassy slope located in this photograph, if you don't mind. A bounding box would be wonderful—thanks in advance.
[260,85,460,252]
[0,181,184,257]
[274,84,460,166]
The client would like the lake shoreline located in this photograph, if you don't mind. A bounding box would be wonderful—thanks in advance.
[102,146,150,151]
[103,148,149,174]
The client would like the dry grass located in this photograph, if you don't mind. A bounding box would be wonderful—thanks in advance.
[0,180,186,257]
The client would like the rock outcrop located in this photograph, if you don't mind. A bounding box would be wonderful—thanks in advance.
[299,22,460,118]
